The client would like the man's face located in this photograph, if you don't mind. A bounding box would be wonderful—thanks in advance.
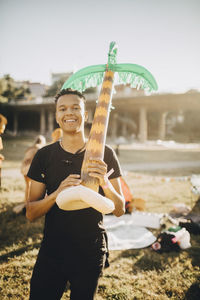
[56,94,87,133]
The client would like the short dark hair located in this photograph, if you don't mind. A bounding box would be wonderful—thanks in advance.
[55,88,86,104]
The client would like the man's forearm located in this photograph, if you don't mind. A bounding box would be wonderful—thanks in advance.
[102,181,125,217]
[26,191,57,222]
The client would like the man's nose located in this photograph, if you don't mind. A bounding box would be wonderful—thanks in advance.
[65,107,73,114]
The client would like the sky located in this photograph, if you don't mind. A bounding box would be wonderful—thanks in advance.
[0,0,199,93]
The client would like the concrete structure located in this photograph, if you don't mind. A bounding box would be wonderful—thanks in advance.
[15,81,47,98]
[2,88,200,142]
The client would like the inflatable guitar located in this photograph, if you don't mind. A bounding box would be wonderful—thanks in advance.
[56,42,158,214]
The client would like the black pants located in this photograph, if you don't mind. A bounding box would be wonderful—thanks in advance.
[29,247,106,300]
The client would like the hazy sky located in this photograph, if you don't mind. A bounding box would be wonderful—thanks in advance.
[0,0,199,93]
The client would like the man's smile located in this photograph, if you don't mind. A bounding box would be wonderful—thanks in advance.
[63,118,77,123]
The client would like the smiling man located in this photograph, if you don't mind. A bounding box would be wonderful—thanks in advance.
[26,89,125,300]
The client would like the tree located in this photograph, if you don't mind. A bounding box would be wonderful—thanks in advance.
[0,75,31,103]
[0,76,9,103]
[44,77,67,97]
[44,75,97,98]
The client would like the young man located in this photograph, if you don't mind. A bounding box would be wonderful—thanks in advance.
[26,89,125,300]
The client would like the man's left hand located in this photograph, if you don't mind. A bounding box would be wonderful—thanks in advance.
[87,158,108,186]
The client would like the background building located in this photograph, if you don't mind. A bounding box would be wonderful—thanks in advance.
[1,85,200,143]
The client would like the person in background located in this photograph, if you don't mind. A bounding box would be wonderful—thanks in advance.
[21,135,46,201]
[13,135,46,214]
[51,127,63,143]
[0,114,7,188]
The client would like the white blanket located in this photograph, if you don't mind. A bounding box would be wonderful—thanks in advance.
[104,214,157,250]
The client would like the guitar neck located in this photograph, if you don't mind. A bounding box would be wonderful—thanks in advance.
[81,69,115,190]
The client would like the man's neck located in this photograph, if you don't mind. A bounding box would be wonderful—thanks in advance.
[60,132,86,154]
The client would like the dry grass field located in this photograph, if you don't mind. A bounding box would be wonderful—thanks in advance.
[0,137,200,299]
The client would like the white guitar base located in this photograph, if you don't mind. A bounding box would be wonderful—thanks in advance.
[56,185,115,214]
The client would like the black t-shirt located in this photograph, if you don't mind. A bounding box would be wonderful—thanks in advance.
[27,142,122,259]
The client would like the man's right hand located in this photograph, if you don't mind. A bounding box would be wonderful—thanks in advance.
[56,174,82,195]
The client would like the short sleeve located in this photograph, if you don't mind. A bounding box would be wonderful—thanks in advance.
[27,149,46,184]
[104,145,122,179]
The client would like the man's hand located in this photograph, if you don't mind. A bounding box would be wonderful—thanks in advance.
[56,174,82,195]
[87,158,108,187]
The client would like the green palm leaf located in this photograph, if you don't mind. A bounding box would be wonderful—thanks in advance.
[61,42,158,92]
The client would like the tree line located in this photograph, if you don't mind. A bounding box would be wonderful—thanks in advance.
[0,75,31,103]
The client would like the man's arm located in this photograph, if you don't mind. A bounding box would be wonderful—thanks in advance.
[102,177,125,217]
[26,174,82,222]
[26,180,56,222]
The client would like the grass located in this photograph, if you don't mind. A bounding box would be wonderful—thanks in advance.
[0,137,200,299]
